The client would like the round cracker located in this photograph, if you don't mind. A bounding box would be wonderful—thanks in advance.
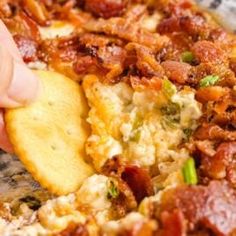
[5,70,94,195]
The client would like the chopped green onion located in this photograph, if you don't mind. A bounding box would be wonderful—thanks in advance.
[160,103,180,116]
[107,181,119,199]
[161,116,179,129]
[199,75,220,87]
[183,128,192,140]
[162,79,177,99]
[182,158,198,185]
[181,51,194,63]
[160,103,180,129]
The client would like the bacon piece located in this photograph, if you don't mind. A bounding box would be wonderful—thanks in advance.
[102,157,154,206]
[0,0,17,18]
[123,4,146,22]
[19,12,41,41]
[84,18,169,51]
[111,177,137,218]
[85,0,128,19]
[161,60,191,84]
[157,17,181,34]
[120,220,157,236]
[55,223,89,236]
[74,55,98,74]
[22,0,50,26]
[98,44,127,79]
[126,43,165,78]
[209,28,229,43]
[195,86,227,103]
[121,165,154,203]
[4,11,41,41]
[13,34,38,63]
[158,15,209,39]
[213,91,235,114]
[79,33,123,48]
[192,62,236,88]
[102,155,124,176]
[194,123,236,141]
[179,15,209,38]
[194,140,216,157]
[201,142,236,180]
[155,0,193,15]
[129,76,163,91]
[212,111,236,127]
[159,210,186,236]
[192,40,227,64]
[158,181,236,235]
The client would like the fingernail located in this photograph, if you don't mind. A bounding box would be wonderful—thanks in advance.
[7,62,39,106]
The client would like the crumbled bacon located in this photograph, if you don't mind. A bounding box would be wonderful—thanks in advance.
[74,55,98,74]
[126,43,165,78]
[192,40,227,64]
[85,0,128,19]
[0,0,18,18]
[158,14,209,39]
[194,140,216,157]
[84,18,169,51]
[192,62,236,88]
[111,178,137,218]
[161,60,192,84]
[157,181,236,235]
[195,86,227,103]
[102,157,154,214]
[194,123,236,142]
[121,165,154,203]
[3,11,41,41]
[13,34,38,62]
[201,142,236,180]
[157,17,181,34]
[55,223,89,236]
[159,210,186,236]
[22,0,50,26]
[19,12,41,41]
[129,76,163,91]
[120,220,157,236]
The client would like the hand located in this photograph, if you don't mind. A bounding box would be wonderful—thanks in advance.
[0,20,38,153]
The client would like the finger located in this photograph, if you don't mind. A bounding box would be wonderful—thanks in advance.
[0,43,14,96]
[0,45,39,108]
[0,20,22,62]
[0,110,13,153]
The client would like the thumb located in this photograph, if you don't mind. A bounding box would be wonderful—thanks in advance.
[0,44,39,108]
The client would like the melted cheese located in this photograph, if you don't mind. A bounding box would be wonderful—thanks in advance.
[83,75,202,176]
[39,21,75,40]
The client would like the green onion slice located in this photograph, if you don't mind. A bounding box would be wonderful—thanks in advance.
[181,51,194,63]
[199,75,220,87]
[107,180,119,199]
[162,79,177,99]
[182,158,198,185]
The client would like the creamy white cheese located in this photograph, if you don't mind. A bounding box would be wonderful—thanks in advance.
[39,21,75,40]
[84,76,202,176]
[76,175,111,211]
